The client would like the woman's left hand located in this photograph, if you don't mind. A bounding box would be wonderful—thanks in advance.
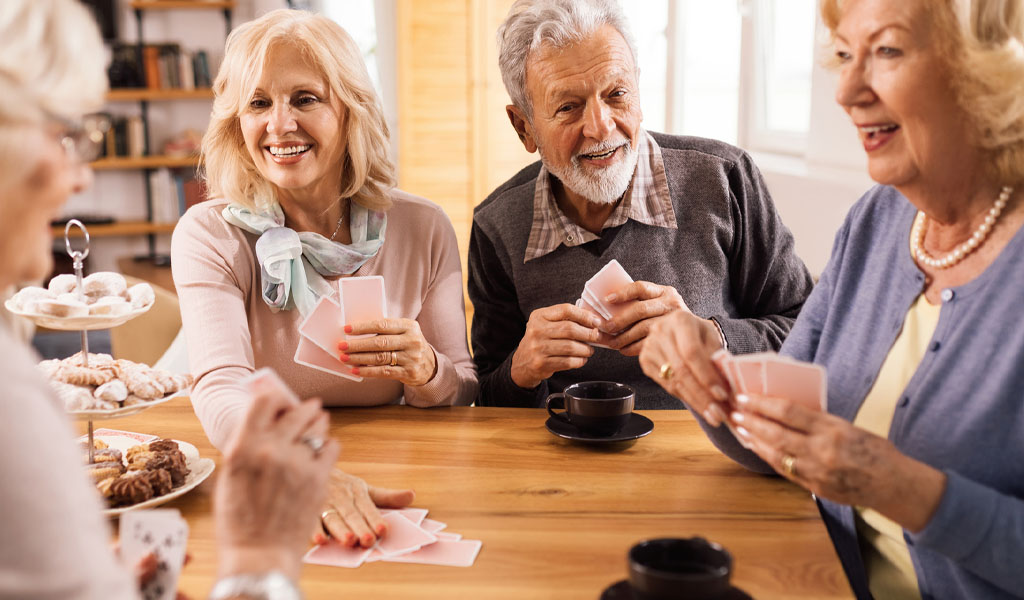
[731,393,946,532]
[338,318,437,386]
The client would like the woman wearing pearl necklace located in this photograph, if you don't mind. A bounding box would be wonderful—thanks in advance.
[641,0,1024,598]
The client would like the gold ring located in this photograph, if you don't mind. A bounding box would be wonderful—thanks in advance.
[301,435,325,455]
[659,362,674,380]
[321,508,339,522]
[389,350,398,367]
[781,454,797,477]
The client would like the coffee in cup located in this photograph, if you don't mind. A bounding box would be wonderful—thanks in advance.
[545,381,634,436]
[628,537,732,599]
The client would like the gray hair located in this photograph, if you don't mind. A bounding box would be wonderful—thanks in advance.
[0,0,107,125]
[497,0,638,119]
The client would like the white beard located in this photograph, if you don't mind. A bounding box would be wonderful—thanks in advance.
[540,139,637,205]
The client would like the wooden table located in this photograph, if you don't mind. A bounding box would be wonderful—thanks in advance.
[100,398,852,599]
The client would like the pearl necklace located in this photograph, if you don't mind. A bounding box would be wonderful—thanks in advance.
[911,186,1012,269]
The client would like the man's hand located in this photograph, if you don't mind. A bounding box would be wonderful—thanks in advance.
[510,304,603,389]
[602,281,689,356]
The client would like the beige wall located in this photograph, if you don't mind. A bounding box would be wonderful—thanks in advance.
[395,0,534,317]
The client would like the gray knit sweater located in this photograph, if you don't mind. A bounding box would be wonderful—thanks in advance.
[468,132,814,408]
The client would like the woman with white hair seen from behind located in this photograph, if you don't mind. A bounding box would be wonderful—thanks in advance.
[641,0,1024,598]
[0,1,338,597]
[172,9,476,550]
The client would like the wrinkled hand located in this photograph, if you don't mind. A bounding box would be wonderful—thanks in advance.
[510,304,602,389]
[339,318,437,386]
[730,393,946,532]
[214,388,339,580]
[602,282,689,356]
[315,470,416,548]
[638,308,730,421]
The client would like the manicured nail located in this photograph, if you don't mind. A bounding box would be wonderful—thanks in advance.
[736,425,751,438]
[342,532,354,545]
[711,385,728,402]
[736,394,750,405]
[702,408,720,426]
[339,353,350,362]
[362,534,375,546]
[708,403,729,425]
[730,411,744,423]
[344,324,353,334]
[375,524,386,536]
[337,341,349,351]
[350,367,360,375]
[314,533,326,545]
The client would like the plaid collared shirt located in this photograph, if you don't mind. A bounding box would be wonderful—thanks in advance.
[523,129,676,263]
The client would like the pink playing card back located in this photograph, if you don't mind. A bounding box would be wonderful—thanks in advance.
[303,541,373,568]
[298,296,346,357]
[763,358,827,411]
[376,511,437,556]
[380,507,429,527]
[294,336,363,382]
[381,539,482,567]
[584,259,635,320]
[339,276,387,340]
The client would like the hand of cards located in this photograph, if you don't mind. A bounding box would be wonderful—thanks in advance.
[574,259,640,347]
[712,350,827,446]
[304,507,482,569]
[294,276,388,381]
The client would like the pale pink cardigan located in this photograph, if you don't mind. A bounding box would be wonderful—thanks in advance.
[171,191,477,449]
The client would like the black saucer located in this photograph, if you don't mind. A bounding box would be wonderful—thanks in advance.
[600,579,752,599]
[545,413,654,443]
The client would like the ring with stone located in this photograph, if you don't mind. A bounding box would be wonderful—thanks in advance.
[301,435,326,455]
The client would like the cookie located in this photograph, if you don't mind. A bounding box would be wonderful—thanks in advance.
[47,274,79,295]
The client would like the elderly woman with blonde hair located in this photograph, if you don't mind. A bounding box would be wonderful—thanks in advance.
[172,9,477,549]
[640,0,1024,598]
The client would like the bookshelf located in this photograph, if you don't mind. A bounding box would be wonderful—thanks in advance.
[91,2,234,262]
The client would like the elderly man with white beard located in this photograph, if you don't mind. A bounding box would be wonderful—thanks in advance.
[469,0,814,410]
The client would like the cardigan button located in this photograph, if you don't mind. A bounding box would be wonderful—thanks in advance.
[931,341,941,352]
[941,288,954,302]
[899,396,910,407]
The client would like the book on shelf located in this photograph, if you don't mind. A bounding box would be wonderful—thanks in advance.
[121,44,212,91]
[150,168,208,224]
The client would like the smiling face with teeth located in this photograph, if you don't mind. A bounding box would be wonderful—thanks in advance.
[507,24,642,208]
[239,43,347,210]
[832,0,981,193]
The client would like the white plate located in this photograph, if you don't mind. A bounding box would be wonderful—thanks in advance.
[4,298,152,331]
[69,389,186,422]
[80,433,215,517]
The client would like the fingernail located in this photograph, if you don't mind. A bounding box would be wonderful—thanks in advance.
[708,403,728,425]
[314,533,326,545]
[736,394,750,405]
[702,408,720,426]
[344,325,353,334]
[339,353,350,362]
[362,534,375,546]
[711,385,728,402]
[338,341,348,351]
[350,367,360,375]
[375,524,386,536]
[736,425,751,438]
[342,532,354,545]
[605,293,618,303]
[730,411,744,423]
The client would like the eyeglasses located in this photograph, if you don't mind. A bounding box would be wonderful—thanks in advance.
[50,113,112,163]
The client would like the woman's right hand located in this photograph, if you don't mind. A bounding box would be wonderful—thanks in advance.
[638,309,732,425]
[316,470,416,548]
[214,386,339,581]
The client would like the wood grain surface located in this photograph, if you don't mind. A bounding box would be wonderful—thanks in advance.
[95,397,852,599]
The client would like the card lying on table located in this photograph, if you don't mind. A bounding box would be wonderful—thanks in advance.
[339,276,387,340]
[121,509,189,600]
[302,507,482,569]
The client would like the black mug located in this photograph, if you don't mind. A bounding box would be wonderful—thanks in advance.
[628,537,733,599]
[545,381,634,436]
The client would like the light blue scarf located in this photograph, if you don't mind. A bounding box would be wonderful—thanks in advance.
[222,201,386,316]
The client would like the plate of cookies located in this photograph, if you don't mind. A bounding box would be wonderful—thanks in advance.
[39,352,193,420]
[5,271,154,330]
[80,430,216,516]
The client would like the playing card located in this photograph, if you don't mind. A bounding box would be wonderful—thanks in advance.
[294,336,363,382]
[303,541,373,568]
[732,356,767,395]
[436,531,462,541]
[80,428,158,444]
[339,276,387,340]
[240,367,300,406]
[575,298,615,349]
[420,518,447,534]
[380,507,429,527]
[763,356,827,411]
[709,350,752,450]
[581,287,613,320]
[298,296,346,357]
[583,259,635,320]
[375,511,437,556]
[380,539,482,568]
[120,509,188,600]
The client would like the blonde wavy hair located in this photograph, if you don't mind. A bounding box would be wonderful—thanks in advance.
[202,9,395,212]
[821,0,1024,184]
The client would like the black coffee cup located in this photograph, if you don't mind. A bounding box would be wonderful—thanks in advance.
[545,381,634,436]
[628,538,732,599]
